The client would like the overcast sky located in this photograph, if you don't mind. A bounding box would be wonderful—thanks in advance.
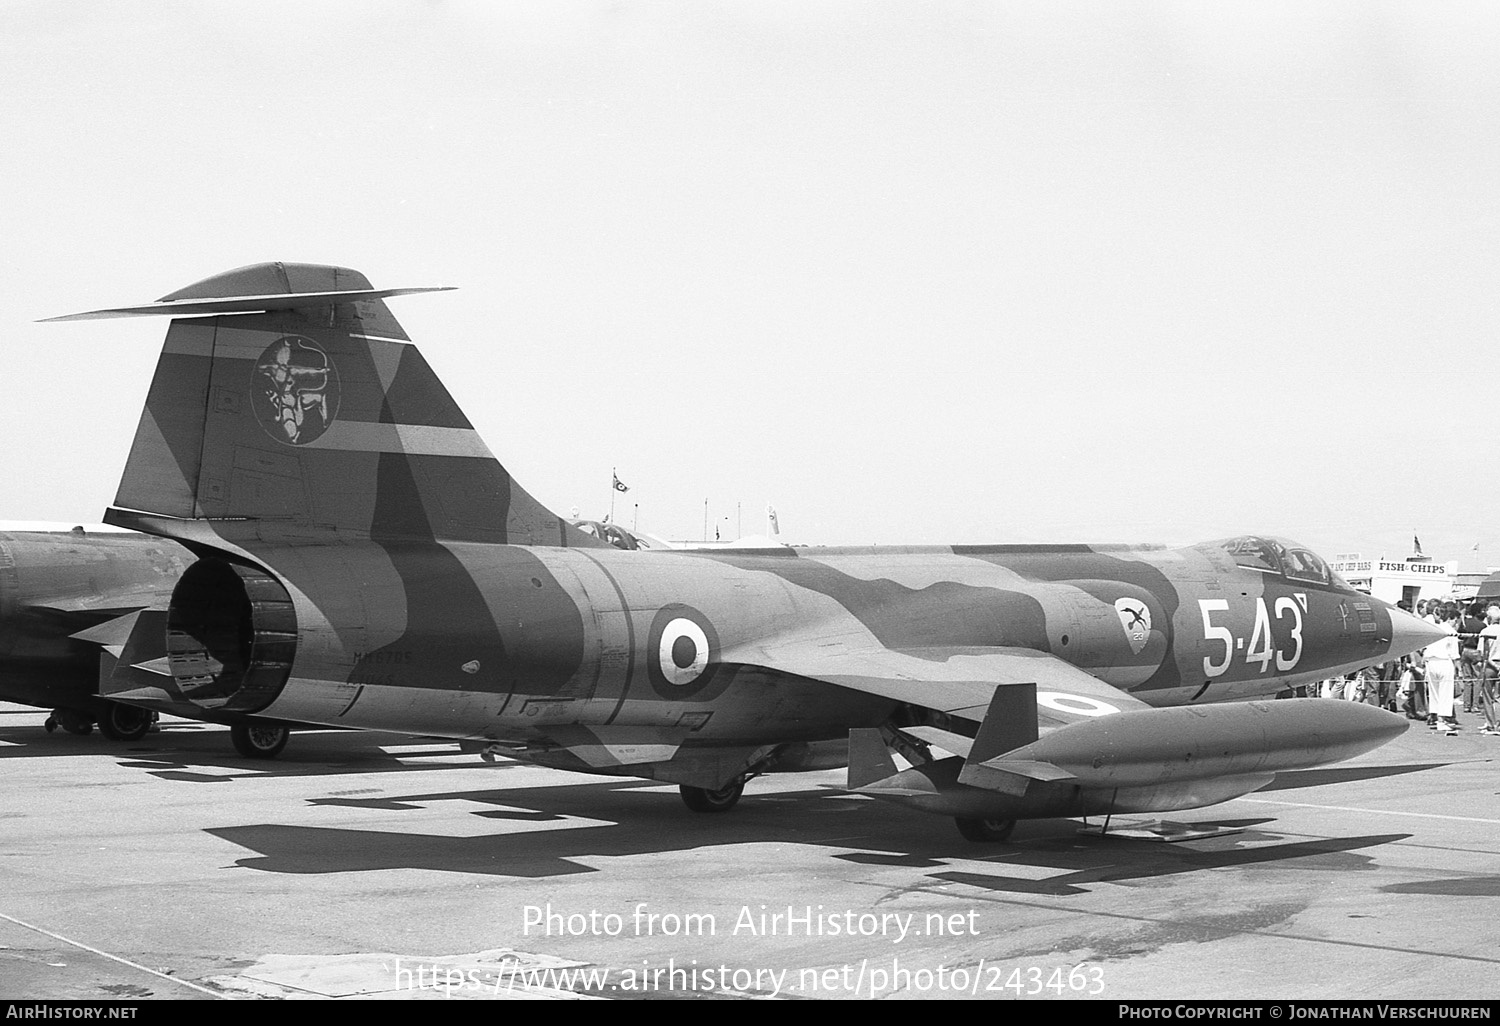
[4,1,1498,565]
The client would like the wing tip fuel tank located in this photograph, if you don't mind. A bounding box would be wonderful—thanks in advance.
[853,693,1408,822]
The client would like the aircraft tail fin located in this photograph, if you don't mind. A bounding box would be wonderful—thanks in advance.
[79,263,597,547]
[966,683,1040,763]
[846,728,901,789]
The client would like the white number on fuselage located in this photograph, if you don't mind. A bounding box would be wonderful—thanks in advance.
[1247,599,1274,672]
[1199,596,1305,678]
[1274,596,1304,671]
[1199,599,1232,677]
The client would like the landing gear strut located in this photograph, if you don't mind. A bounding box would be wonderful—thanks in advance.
[679,779,745,813]
[954,817,1016,843]
[230,723,290,759]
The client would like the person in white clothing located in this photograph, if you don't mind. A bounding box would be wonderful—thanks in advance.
[1477,605,1500,736]
[1421,612,1461,735]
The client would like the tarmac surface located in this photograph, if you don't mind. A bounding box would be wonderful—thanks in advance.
[1,701,1497,1001]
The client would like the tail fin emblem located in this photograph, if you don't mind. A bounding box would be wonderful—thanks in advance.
[253,336,341,445]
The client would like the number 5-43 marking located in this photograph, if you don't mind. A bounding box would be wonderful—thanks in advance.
[1199,597,1304,677]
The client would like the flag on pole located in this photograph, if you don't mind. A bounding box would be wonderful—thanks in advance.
[1413,534,1423,557]
[613,473,629,493]
[767,505,780,536]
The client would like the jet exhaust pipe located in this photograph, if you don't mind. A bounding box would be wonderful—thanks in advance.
[166,558,296,713]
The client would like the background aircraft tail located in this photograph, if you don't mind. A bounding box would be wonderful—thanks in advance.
[75,263,594,546]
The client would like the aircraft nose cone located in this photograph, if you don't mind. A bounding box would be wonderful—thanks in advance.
[1374,609,1446,657]
[1386,606,1449,657]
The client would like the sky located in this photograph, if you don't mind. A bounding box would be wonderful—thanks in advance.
[3,1,1499,565]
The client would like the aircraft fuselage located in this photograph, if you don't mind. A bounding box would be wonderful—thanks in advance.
[153,532,1423,748]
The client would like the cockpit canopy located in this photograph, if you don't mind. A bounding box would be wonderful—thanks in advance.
[570,519,648,551]
[1209,535,1344,587]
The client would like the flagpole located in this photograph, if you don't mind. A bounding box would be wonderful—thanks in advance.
[610,467,616,523]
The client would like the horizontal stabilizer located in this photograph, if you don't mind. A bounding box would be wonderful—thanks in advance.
[42,287,454,322]
[72,261,598,547]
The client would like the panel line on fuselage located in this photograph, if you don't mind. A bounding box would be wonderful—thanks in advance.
[574,548,638,726]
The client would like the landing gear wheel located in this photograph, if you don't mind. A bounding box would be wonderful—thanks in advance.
[97,704,154,742]
[955,817,1016,843]
[54,709,94,736]
[44,716,57,733]
[679,780,745,813]
[230,723,290,759]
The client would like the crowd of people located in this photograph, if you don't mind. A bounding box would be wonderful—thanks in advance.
[1302,599,1500,737]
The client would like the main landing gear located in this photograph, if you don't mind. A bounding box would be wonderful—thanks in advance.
[97,704,155,742]
[44,703,156,741]
[954,817,1016,843]
[678,779,746,813]
[230,723,291,759]
[46,708,94,736]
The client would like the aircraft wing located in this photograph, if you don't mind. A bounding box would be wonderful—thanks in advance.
[724,636,1152,729]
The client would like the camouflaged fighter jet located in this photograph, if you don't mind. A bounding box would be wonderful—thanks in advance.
[48,262,1443,842]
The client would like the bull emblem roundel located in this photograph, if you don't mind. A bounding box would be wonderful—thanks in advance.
[252,336,341,445]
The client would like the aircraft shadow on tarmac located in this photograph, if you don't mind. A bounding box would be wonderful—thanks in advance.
[203,777,1413,894]
[921,833,1410,896]
[0,721,482,780]
[11,719,1450,789]
[1380,875,1500,897]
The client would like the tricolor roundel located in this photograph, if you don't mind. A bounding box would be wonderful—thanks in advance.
[647,604,721,698]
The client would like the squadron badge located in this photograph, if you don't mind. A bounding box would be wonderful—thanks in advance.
[1114,597,1152,655]
[253,336,341,445]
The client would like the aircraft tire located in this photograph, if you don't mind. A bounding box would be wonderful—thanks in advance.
[679,780,744,813]
[54,709,94,736]
[954,817,1016,843]
[97,703,154,742]
[231,723,290,759]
